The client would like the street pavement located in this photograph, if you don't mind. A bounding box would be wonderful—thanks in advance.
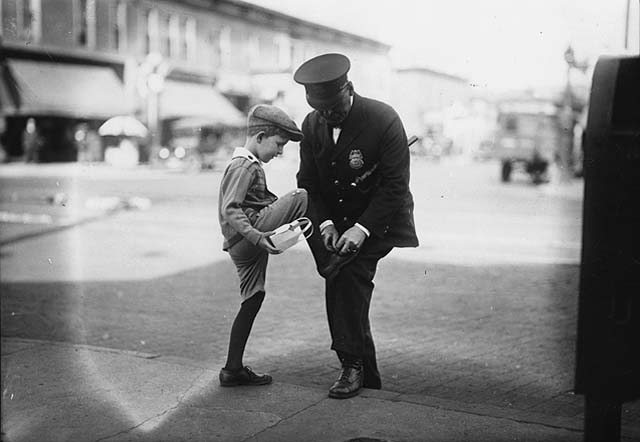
[1,158,639,441]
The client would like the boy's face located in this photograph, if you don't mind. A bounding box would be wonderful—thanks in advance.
[256,134,289,163]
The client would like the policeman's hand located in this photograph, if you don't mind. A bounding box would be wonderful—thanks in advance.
[258,232,282,254]
[320,224,340,252]
[336,226,366,256]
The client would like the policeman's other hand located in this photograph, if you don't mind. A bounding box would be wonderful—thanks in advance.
[336,226,366,256]
[320,224,340,252]
[258,232,282,254]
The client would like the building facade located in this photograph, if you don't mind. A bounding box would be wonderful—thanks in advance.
[0,0,391,163]
[391,67,472,155]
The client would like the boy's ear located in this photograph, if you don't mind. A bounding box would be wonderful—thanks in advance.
[255,131,265,143]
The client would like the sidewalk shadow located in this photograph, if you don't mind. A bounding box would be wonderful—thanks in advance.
[2,248,638,431]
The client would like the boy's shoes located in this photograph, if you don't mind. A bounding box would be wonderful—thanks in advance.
[318,251,359,279]
[328,359,363,399]
[219,366,273,387]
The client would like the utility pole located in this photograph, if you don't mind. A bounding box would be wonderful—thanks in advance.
[625,0,630,50]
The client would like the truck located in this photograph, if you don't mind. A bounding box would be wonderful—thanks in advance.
[493,98,561,184]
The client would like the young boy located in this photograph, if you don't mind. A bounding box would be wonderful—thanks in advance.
[218,104,307,386]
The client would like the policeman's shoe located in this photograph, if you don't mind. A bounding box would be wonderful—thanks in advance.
[318,252,358,279]
[328,360,363,399]
[219,366,272,387]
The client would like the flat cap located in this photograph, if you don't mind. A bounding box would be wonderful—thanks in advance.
[294,53,350,109]
[247,104,303,142]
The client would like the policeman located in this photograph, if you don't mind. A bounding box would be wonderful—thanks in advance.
[294,53,419,399]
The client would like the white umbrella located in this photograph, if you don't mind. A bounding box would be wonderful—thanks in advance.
[99,115,148,137]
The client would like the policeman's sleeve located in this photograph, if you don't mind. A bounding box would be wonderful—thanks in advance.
[296,117,331,222]
[357,116,410,237]
[219,163,263,246]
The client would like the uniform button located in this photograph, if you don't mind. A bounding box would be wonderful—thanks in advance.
[343,216,348,221]
[331,161,336,166]
[334,179,339,185]
[338,198,344,203]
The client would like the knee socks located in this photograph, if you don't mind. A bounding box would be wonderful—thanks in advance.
[224,290,265,371]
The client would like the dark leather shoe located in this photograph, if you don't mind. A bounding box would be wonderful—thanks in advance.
[328,364,363,399]
[219,366,272,387]
[318,252,358,279]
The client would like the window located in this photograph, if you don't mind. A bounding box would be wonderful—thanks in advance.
[145,8,159,54]
[168,15,180,59]
[248,34,259,68]
[76,0,96,48]
[9,0,42,43]
[208,28,222,68]
[161,15,171,57]
[113,1,127,52]
[274,34,291,69]
[184,17,196,61]
[219,26,231,67]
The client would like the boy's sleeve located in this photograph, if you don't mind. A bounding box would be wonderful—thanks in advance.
[219,163,264,246]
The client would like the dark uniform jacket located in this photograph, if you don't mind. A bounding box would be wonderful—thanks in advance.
[297,93,419,248]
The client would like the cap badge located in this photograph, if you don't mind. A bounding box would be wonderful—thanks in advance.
[348,149,364,170]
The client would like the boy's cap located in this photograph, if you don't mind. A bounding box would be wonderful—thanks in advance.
[294,53,350,110]
[248,104,303,142]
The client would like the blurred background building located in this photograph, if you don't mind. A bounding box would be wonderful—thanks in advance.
[1,0,622,179]
[0,0,391,166]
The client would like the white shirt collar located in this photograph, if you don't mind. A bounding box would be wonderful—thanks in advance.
[331,95,353,143]
[232,147,260,163]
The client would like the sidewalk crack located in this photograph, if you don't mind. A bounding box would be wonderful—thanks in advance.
[92,370,209,442]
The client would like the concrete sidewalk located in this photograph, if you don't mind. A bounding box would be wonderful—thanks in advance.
[4,338,628,442]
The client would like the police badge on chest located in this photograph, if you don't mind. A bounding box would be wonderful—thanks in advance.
[348,149,364,169]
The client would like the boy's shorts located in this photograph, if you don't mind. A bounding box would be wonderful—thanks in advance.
[228,189,307,303]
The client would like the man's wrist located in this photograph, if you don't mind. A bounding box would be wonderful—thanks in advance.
[320,220,334,231]
[354,223,370,237]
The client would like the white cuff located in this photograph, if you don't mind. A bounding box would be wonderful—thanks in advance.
[354,223,370,237]
[320,220,334,231]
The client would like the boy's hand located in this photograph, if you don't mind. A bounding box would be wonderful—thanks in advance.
[320,224,340,252]
[258,232,282,254]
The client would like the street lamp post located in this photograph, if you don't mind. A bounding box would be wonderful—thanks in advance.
[138,53,169,153]
[560,45,589,182]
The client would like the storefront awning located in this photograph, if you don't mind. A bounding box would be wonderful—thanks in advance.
[3,59,131,119]
[160,80,245,127]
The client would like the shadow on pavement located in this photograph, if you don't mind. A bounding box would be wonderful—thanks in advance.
[2,248,638,429]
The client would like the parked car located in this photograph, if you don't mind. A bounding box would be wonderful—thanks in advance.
[153,121,243,172]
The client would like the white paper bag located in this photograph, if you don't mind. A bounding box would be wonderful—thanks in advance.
[268,217,313,252]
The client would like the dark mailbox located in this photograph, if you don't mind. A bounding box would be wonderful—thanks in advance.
[575,55,640,441]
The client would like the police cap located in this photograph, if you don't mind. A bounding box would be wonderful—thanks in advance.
[294,53,350,110]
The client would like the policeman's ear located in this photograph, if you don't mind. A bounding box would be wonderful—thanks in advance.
[255,131,265,143]
[346,81,354,96]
